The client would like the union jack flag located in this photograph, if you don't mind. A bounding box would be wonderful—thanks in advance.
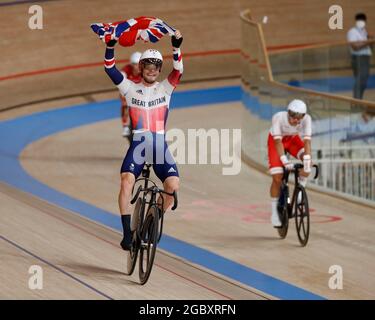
[91,16,176,47]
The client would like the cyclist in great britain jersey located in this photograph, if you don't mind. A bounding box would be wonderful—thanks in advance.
[104,31,183,250]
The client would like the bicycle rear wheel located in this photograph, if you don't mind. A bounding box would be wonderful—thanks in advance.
[294,185,310,246]
[139,205,159,285]
[277,186,289,239]
[126,198,143,276]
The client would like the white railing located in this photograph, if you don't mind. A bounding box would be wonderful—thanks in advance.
[255,143,375,203]
[311,159,375,202]
[312,145,375,160]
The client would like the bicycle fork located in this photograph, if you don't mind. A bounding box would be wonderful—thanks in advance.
[282,183,294,219]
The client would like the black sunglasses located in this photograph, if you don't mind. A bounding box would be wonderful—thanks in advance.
[288,110,305,119]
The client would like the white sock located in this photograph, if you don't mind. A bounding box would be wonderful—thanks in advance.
[299,176,307,188]
[271,197,278,216]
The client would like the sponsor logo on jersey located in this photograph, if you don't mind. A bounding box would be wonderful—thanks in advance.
[131,97,166,108]
[168,167,176,173]
[148,96,166,107]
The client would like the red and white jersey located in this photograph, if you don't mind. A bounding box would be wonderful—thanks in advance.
[270,111,312,140]
[116,48,182,134]
[117,77,175,134]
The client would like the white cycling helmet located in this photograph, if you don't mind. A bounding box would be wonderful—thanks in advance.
[130,51,142,64]
[140,49,163,67]
[287,99,307,115]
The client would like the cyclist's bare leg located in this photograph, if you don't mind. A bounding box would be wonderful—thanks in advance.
[120,96,129,126]
[121,99,132,137]
[122,105,129,126]
[299,138,311,178]
[119,172,135,214]
[296,151,309,204]
[270,173,283,226]
[158,176,179,212]
[270,173,283,198]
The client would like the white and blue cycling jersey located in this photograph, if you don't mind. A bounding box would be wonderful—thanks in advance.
[104,44,183,181]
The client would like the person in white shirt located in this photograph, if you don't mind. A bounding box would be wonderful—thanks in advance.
[267,99,312,227]
[347,13,374,99]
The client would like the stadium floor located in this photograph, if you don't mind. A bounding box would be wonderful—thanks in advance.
[1,82,374,299]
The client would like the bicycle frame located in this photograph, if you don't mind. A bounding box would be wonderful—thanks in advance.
[127,163,178,284]
[282,164,319,214]
[130,164,178,240]
[277,163,319,245]
[282,165,300,218]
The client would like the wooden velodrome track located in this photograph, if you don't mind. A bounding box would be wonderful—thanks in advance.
[1,0,375,300]
[1,83,375,300]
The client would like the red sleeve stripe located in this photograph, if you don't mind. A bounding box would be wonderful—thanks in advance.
[104,59,115,67]
[168,69,182,87]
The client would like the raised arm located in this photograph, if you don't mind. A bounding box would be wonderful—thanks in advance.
[104,40,131,95]
[104,42,125,85]
[167,30,183,88]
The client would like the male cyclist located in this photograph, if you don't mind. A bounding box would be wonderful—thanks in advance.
[120,51,142,138]
[104,30,183,250]
[268,99,312,227]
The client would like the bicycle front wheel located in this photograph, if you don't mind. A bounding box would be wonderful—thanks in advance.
[277,186,289,239]
[126,198,144,276]
[139,205,160,285]
[294,185,310,246]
